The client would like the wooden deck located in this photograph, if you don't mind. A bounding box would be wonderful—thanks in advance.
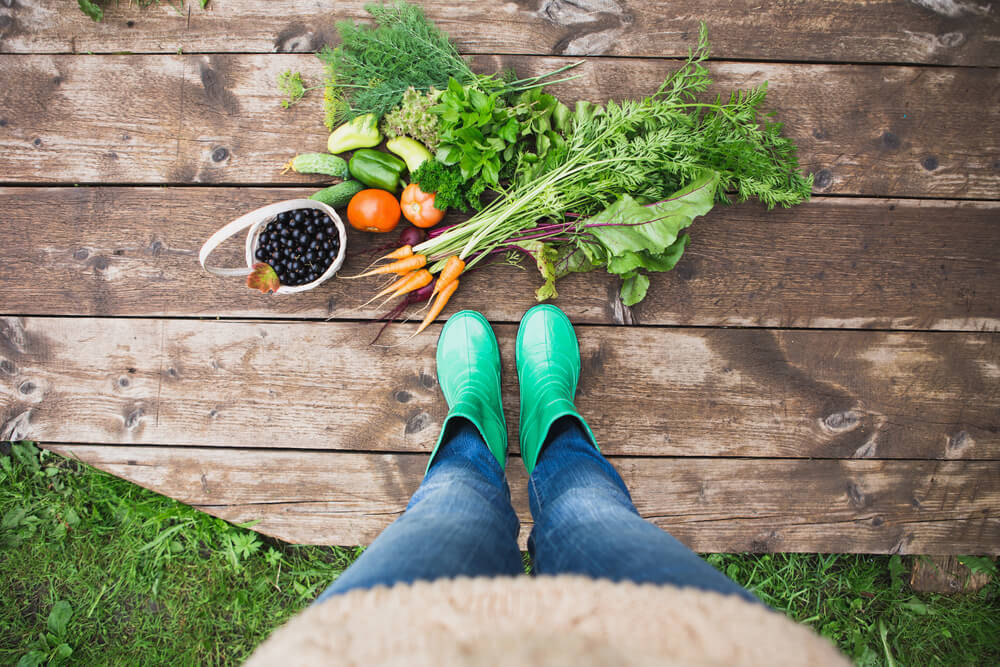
[1,0,998,554]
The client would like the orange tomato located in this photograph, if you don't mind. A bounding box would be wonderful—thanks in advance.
[400,183,446,229]
[347,189,401,233]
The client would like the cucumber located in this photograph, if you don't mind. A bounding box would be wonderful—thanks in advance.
[309,180,365,208]
[284,153,349,179]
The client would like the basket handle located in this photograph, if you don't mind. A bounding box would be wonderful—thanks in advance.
[199,201,289,277]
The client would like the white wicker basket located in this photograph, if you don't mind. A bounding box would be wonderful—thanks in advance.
[198,199,347,294]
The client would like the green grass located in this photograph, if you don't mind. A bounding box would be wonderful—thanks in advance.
[2,442,997,665]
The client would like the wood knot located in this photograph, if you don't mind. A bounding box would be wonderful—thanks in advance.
[939,31,965,47]
[124,407,145,430]
[823,410,860,432]
[846,482,871,509]
[394,390,412,403]
[813,168,833,189]
[921,155,939,171]
[0,359,14,375]
[418,372,436,389]
[946,430,973,456]
[18,380,36,394]
[405,411,430,435]
[211,147,230,162]
[2,409,33,441]
[274,23,322,52]
[118,377,130,387]
[73,248,90,260]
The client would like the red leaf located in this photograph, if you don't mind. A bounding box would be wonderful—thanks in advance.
[247,262,280,293]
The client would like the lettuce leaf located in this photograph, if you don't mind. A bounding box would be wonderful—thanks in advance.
[520,240,560,301]
[526,171,717,305]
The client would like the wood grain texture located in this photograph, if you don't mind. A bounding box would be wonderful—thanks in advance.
[4,317,997,459]
[909,555,993,592]
[42,444,1000,554]
[1,55,997,198]
[2,0,998,67]
[3,187,997,330]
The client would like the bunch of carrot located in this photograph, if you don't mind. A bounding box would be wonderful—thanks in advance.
[344,245,464,338]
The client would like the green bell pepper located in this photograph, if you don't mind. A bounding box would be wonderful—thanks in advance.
[327,114,382,154]
[348,149,407,193]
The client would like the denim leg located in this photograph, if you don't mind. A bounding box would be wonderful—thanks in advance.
[315,419,523,602]
[528,417,760,604]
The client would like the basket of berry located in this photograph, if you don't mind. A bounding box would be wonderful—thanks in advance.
[199,199,347,294]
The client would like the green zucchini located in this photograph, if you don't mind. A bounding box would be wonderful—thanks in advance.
[283,153,349,179]
[309,180,365,208]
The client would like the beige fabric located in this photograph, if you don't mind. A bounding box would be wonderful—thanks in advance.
[248,576,848,666]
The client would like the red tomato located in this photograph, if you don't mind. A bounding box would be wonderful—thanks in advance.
[347,189,401,233]
[400,183,446,228]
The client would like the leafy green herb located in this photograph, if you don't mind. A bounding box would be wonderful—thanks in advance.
[413,25,811,304]
[276,70,307,109]
[77,0,208,22]
[318,2,476,128]
[416,79,571,211]
[78,0,104,21]
[381,87,443,150]
[317,1,581,129]
[410,159,475,212]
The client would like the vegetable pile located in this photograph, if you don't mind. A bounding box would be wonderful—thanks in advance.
[276,2,812,334]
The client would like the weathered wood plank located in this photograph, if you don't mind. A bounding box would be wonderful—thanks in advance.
[4,317,998,459]
[2,0,998,67]
[42,444,1000,554]
[3,187,996,330]
[1,55,997,198]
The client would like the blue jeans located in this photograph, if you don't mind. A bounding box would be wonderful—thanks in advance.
[316,417,758,604]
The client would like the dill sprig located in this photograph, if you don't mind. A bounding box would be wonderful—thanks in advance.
[318,2,476,129]
[317,1,582,130]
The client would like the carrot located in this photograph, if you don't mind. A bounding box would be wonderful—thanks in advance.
[367,273,414,303]
[414,278,459,336]
[349,244,415,277]
[388,269,433,299]
[431,256,465,297]
[381,245,414,261]
[341,254,426,279]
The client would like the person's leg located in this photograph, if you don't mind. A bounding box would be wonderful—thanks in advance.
[527,420,760,604]
[316,419,522,601]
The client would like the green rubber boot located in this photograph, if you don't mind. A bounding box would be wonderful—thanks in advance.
[426,310,507,472]
[516,304,598,474]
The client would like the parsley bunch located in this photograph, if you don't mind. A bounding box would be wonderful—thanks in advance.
[411,82,572,212]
